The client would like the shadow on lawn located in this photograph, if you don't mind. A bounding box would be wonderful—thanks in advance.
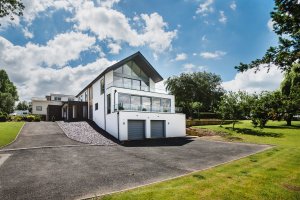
[225,127,283,138]
[265,124,300,129]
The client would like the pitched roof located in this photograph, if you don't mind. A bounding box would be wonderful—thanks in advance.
[76,51,163,97]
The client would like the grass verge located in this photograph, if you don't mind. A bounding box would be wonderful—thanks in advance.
[99,120,300,200]
[0,122,24,148]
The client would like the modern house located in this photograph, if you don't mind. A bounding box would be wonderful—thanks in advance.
[32,94,87,121]
[76,52,186,141]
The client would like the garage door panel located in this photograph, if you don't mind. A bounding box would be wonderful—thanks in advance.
[128,120,145,140]
[151,120,165,138]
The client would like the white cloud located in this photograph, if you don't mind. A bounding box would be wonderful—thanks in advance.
[22,27,34,39]
[230,1,236,10]
[98,0,120,8]
[200,50,226,59]
[108,42,122,54]
[72,2,177,56]
[193,53,197,56]
[183,63,207,73]
[0,34,107,100]
[174,53,187,61]
[219,11,227,24]
[222,66,284,93]
[267,19,274,32]
[196,0,214,16]
[201,35,208,41]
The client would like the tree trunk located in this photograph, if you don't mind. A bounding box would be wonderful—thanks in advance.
[286,114,292,126]
[232,121,236,130]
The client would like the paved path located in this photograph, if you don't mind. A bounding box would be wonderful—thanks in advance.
[0,122,271,200]
[2,122,82,150]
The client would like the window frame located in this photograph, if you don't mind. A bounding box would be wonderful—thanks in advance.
[95,103,98,111]
[100,78,105,95]
[107,94,111,114]
[36,106,42,111]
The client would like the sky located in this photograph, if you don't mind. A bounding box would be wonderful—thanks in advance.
[0,0,283,101]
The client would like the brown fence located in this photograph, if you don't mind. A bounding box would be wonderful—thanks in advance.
[186,119,233,127]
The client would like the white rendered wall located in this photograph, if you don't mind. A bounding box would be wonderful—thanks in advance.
[106,112,119,139]
[118,111,186,141]
[92,79,105,129]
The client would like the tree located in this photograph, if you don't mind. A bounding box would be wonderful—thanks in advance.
[165,72,224,117]
[280,64,300,125]
[16,100,28,110]
[217,91,252,130]
[0,0,24,24]
[0,69,18,114]
[235,0,300,72]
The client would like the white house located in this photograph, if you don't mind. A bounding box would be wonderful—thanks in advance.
[76,52,186,141]
[32,94,77,120]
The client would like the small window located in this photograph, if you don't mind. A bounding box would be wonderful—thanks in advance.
[95,103,98,110]
[36,106,42,111]
[54,97,61,101]
[107,94,111,114]
[100,79,105,95]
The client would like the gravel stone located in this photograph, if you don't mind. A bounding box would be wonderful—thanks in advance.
[57,121,115,145]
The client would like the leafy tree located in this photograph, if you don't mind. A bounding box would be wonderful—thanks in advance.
[16,100,28,110]
[280,64,300,125]
[0,0,24,24]
[217,91,253,129]
[0,69,18,114]
[250,91,288,128]
[235,0,300,72]
[165,72,224,117]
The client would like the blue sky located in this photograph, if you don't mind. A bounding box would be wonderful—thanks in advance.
[0,0,283,100]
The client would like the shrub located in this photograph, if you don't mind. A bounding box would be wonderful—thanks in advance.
[26,115,35,122]
[33,115,41,122]
[12,115,23,122]
[0,112,8,122]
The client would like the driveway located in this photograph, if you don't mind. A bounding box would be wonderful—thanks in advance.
[0,122,270,200]
[2,122,82,150]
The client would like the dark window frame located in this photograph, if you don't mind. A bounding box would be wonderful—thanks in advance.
[95,103,98,110]
[107,94,111,114]
[100,78,105,95]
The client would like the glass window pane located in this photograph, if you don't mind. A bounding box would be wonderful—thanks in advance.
[114,76,123,87]
[131,61,141,77]
[118,93,130,110]
[132,79,141,90]
[142,97,151,111]
[141,81,149,91]
[161,98,171,112]
[152,97,161,112]
[100,79,105,94]
[123,78,131,88]
[123,64,131,76]
[131,96,141,111]
[114,66,122,74]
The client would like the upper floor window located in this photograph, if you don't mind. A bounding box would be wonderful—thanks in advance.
[89,87,93,100]
[107,94,111,114]
[113,61,149,91]
[95,103,98,110]
[100,79,105,95]
[54,97,61,101]
[85,91,88,101]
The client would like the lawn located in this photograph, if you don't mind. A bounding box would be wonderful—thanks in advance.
[100,120,300,200]
[0,122,24,148]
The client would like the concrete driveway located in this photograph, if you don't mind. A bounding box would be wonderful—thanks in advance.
[0,122,270,200]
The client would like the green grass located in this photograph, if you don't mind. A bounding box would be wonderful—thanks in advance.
[0,122,24,147]
[100,120,300,200]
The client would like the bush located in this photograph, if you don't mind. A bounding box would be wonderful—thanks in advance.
[0,112,8,122]
[33,115,41,122]
[12,115,23,122]
[26,115,35,122]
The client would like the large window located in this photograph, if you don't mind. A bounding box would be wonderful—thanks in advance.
[142,97,151,111]
[118,93,130,110]
[100,79,105,95]
[117,93,171,113]
[113,61,150,91]
[131,96,141,111]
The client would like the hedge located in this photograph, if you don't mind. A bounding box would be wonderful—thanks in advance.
[186,119,233,127]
